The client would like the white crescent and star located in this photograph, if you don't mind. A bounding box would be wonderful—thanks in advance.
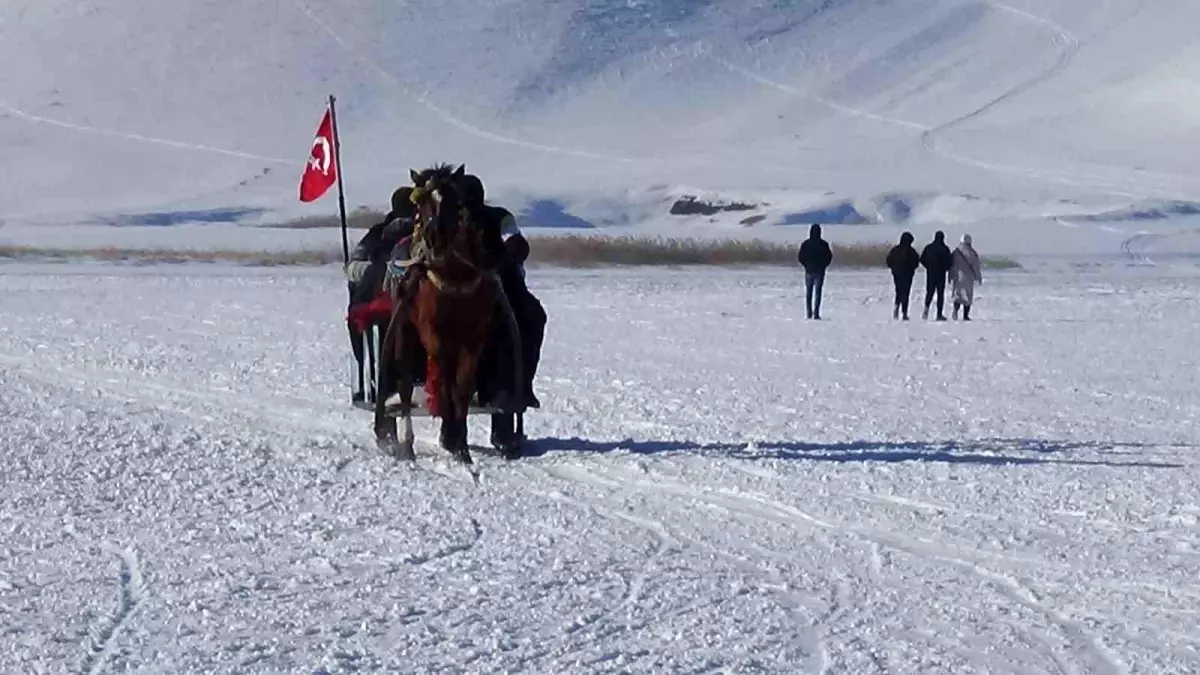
[309,136,332,174]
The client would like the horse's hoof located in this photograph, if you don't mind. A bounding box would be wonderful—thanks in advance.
[451,447,473,465]
[396,439,416,462]
[491,435,522,460]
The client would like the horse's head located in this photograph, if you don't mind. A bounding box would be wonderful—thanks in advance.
[409,164,481,265]
[410,164,465,231]
[408,163,487,293]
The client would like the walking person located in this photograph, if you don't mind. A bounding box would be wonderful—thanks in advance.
[797,223,833,319]
[919,230,953,321]
[886,231,920,320]
[951,234,983,321]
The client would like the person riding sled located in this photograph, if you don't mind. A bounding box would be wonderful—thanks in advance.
[346,186,416,401]
[457,174,547,449]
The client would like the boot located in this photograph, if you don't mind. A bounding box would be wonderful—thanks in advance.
[963,304,971,321]
[922,306,930,320]
[893,305,900,320]
[952,302,960,320]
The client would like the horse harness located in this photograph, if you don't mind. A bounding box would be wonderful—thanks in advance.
[386,185,487,298]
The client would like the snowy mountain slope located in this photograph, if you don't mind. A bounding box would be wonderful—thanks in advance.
[3,0,1200,238]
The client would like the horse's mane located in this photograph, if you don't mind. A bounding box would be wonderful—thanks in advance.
[412,163,459,188]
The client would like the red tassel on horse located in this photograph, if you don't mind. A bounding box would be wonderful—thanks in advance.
[424,354,443,417]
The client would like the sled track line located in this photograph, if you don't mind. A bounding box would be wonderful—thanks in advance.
[923,0,1080,140]
[79,544,144,675]
[289,0,635,164]
[1120,232,1161,266]
[705,51,929,132]
[529,483,677,661]
[709,21,1179,201]
[0,103,290,164]
[0,350,358,438]
[920,2,1081,171]
[0,350,487,482]
[403,518,483,566]
[1053,216,1176,268]
[546,460,1128,674]
[719,487,1129,675]
[534,463,835,670]
[923,1,1198,201]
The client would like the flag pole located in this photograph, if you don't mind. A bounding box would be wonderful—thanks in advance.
[328,94,350,266]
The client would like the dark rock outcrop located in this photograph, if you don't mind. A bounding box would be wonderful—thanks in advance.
[669,195,758,216]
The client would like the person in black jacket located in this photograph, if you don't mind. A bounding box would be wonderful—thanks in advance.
[886,231,921,320]
[459,174,547,451]
[797,223,833,319]
[346,187,416,400]
[919,230,954,321]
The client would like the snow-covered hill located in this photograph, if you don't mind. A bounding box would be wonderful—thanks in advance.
[4,0,1200,241]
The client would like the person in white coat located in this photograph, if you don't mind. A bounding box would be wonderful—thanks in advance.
[950,234,983,321]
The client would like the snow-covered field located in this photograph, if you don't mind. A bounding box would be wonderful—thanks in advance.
[4,0,1200,671]
[3,261,1199,673]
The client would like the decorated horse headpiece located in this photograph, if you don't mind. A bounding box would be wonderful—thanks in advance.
[406,163,480,265]
[408,164,467,226]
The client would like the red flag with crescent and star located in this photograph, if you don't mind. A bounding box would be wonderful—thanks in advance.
[299,107,338,202]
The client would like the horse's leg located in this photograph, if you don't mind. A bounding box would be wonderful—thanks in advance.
[451,344,486,463]
[436,350,459,452]
[373,317,399,454]
[395,322,416,462]
[439,347,474,465]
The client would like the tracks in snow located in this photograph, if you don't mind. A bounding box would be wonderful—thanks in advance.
[0,103,290,165]
[532,457,1129,674]
[1053,215,1196,269]
[288,0,636,164]
[79,544,144,675]
[715,0,1200,203]
[1120,232,1165,266]
[403,518,483,566]
[919,1,1090,186]
[0,349,487,484]
[923,1,1081,142]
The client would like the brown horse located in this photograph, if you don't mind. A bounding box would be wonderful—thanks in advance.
[374,164,497,464]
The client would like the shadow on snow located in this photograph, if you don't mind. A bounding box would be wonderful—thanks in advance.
[523,437,1186,469]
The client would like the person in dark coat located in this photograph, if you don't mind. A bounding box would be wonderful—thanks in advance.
[886,231,920,320]
[919,230,953,321]
[346,187,416,401]
[797,223,833,319]
[459,174,547,450]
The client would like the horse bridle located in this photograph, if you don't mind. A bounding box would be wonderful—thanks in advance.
[407,182,486,295]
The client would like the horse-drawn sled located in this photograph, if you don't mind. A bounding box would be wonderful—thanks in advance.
[345,164,533,466]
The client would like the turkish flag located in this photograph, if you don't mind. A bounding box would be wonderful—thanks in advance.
[299,108,338,202]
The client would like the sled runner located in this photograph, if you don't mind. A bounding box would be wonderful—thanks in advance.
[349,321,514,418]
